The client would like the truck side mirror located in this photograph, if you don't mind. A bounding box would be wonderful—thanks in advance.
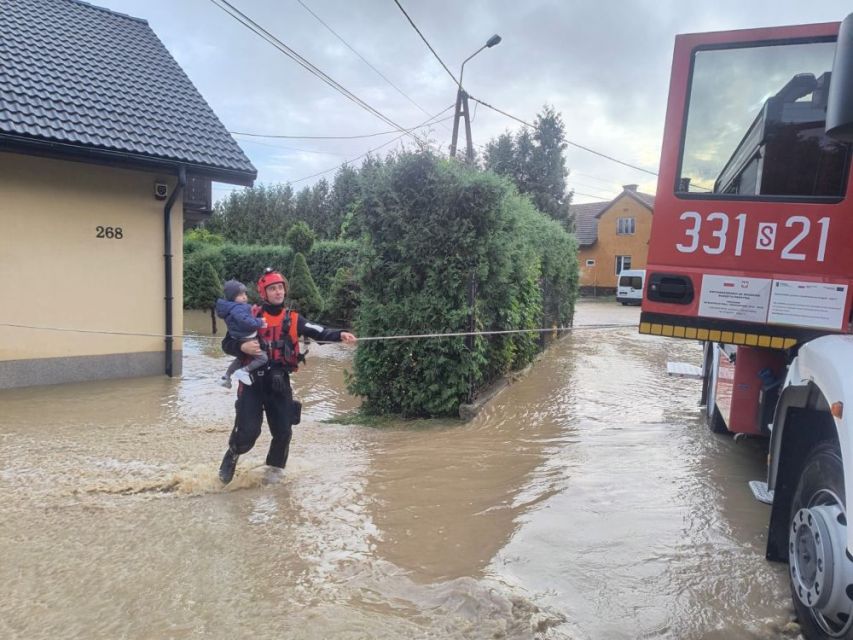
[827,13,853,141]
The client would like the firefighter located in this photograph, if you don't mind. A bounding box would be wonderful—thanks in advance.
[218,268,357,484]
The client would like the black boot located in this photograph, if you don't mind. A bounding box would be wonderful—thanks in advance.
[218,448,239,484]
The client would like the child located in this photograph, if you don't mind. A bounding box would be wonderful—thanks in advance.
[215,280,268,388]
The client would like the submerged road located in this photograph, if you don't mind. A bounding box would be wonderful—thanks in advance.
[0,301,798,639]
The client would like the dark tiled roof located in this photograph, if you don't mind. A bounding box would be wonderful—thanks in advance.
[571,200,608,246]
[569,189,655,246]
[0,0,256,184]
[629,190,656,209]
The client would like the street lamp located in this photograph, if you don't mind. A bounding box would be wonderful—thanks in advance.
[450,34,501,161]
[459,34,501,92]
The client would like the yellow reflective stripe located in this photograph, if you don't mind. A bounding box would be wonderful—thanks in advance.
[640,320,798,349]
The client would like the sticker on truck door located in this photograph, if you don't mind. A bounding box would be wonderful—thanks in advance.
[699,275,772,323]
[768,281,848,330]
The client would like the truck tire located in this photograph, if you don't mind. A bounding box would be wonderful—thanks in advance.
[789,441,853,639]
[701,343,728,434]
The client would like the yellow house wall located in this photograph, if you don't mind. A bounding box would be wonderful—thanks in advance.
[578,194,652,290]
[0,152,183,385]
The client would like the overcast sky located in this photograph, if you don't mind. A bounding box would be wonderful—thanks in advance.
[88,0,853,204]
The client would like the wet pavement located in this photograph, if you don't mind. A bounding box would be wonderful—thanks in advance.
[0,301,799,639]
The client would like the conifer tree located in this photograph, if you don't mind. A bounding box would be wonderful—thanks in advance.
[484,105,573,228]
[286,221,316,256]
[287,252,324,318]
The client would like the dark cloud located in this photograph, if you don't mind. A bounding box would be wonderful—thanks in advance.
[89,0,852,202]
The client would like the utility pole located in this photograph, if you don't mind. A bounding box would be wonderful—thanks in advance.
[450,89,475,162]
[449,34,501,163]
[450,88,464,159]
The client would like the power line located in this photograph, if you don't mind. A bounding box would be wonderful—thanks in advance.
[287,108,454,185]
[209,0,428,146]
[392,0,458,85]
[567,177,620,194]
[468,95,659,177]
[229,127,405,140]
[232,136,349,155]
[572,171,626,187]
[296,0,450,133]
[571,190,615,200]
[0,321,636,342]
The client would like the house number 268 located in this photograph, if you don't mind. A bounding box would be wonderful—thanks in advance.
[96,226,124,239]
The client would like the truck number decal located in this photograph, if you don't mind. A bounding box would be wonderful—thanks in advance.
[675,211,701,253]
[756,223,777,250]
[702,212,728,255]
[780,216,809,261]
[675,212,829,262]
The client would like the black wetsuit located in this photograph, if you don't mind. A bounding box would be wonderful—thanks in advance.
[227,304,343,469]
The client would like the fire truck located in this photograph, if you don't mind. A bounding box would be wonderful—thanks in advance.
[641,13,853,639]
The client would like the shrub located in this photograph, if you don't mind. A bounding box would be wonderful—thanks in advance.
[346,151,578,417]
[286,221,316,255]
[219,244,294,287]
[307,240,359,295]
[325,267,360,326]
[183,249,224,309]
[287,252,324,318]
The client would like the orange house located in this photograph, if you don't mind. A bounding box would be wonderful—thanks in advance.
[572,185,655,295]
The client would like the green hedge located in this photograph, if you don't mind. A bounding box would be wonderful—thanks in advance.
[346,151,578,418]
[183,240,358,320]
[306,240,359,294]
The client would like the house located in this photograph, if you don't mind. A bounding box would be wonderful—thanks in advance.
[571,184,655,295]
[0,0,256,389]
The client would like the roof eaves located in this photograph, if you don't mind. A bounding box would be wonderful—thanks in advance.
[0,133,257,186]
[594,190,655,218]
[622,189,655,211]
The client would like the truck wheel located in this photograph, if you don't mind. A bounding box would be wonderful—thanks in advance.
[789,441,853,639]
[701,343,728,434]
[707,405,728,434]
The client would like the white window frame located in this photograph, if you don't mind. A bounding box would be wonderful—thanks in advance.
[585,259,596,267]
[615,255,632,275]
[617,217,636,235]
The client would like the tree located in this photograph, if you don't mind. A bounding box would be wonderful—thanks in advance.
[484,105,573,228]
[530,106,571,227]
[286,221,315,255]
[206,183,295,244]
[287,252,324,318]
[326,267,360,326]
[328,164,360,239]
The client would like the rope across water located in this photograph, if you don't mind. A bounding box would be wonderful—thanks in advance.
[0,322,637,342]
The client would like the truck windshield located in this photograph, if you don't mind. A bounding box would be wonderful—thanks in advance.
[678,40,850,198]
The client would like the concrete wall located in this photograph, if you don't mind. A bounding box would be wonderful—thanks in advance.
[578,193,652,291]
[0,152,183,388]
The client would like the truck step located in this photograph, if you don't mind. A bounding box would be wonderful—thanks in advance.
[666,362,703,379]
[749,480,774,505]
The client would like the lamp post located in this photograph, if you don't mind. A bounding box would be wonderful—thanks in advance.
[450,34,501,162]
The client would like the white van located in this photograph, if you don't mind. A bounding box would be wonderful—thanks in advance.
[616,269,645,305]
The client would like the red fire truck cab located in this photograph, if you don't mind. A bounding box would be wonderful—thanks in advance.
[642,14,853,639]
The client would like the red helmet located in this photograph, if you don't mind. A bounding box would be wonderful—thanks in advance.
[257,268,288,301]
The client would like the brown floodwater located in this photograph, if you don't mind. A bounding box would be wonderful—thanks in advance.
[0,302,799,639]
